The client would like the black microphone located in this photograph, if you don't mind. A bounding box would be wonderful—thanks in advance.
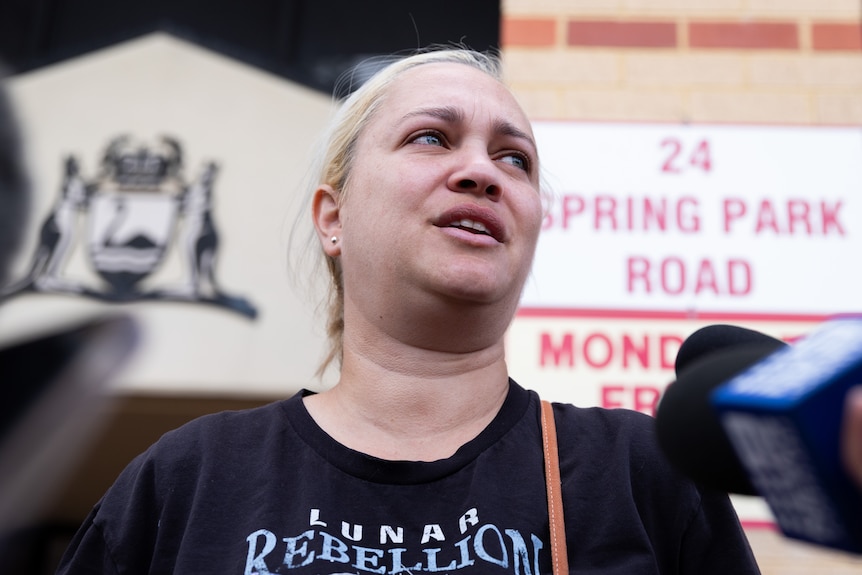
[658,325,787,495]
[657,321,862,553]
[674,324,788,376]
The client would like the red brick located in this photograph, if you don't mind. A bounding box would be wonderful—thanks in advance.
[812,22,862,51]
[689,21,799,50]
[567,20,677,49]
[502,18,556,47]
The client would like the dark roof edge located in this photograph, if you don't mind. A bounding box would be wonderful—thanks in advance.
[5,22,331,95]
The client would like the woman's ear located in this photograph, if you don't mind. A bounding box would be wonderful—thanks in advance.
[312,184,342,256]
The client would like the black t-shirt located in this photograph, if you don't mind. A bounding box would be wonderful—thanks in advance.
[56,380,760,574]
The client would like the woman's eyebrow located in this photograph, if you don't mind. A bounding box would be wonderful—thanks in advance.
[401,106,536,150]
[401,106,464,124]
[494,119,537,154]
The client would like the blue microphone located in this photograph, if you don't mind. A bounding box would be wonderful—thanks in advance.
[712,318,862,553]
[657,324,787,495]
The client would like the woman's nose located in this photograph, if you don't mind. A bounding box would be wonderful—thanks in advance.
[447,149,502,200]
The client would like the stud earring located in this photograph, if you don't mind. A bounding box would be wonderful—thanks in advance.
[330,236,338,245]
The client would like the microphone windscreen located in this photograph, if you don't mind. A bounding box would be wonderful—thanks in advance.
[657,343,784,495]
[675,324,785,377]
[711,318,862,552]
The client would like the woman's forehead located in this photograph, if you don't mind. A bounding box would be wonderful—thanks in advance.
[379,62,531,131]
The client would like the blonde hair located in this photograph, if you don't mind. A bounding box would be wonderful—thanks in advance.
[304,48,508,375]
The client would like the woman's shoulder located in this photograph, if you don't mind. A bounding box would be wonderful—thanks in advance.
[128,392,302,476]
[96,394,303,512]
[517,383,661,461]
[539,403,756,574]
[551,401,658,445]
[548,401,683,483]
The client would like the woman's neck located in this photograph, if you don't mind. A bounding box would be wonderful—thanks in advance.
[303,333,511,461]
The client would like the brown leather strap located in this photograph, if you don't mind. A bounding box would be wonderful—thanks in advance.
[541,399,569,575]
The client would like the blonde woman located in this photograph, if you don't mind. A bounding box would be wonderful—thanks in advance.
[58,48,759,574]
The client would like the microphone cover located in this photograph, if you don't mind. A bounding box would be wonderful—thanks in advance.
[657,342,785,495]
[675,324,786,376]
[713,318,862,552]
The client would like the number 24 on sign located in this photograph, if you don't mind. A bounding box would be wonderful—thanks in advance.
[661,138,711,174]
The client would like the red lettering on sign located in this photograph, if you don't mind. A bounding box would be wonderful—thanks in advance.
[540,332,574,367]
[662,257,686,295]
[694,259,718,294]
[661,138,712,174]
[600,384,663,416]
[754,199,780,234]
[660,138,683,174]
[677,197,700,232]
[723,197,845,236]
[627,256,651,293]
[601,386,626,409]
[690,140,713,173]
[727,259,752,295]
[557,195,586,230]
[595,195,617,231]
[626,256,752,297]
[622,335,648,369]
[583,333,613,368]
[539,331,683,370]
[544,194,701,233]
[822,200,845,235]
[787,199,812,235]
[723,198,746,233]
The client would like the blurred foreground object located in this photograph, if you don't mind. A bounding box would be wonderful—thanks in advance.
[0,314,139,562]
[0,76,29,288]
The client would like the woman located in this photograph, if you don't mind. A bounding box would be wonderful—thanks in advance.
[57,48,760,574]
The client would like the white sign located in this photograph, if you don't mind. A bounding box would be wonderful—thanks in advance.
[523,122,862,316]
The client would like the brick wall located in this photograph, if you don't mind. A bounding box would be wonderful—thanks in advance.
[500,0,862,124]
[500,2,862,573]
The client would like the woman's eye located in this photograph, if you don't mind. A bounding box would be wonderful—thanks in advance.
[499,153,529,171]
[411,132,445,146]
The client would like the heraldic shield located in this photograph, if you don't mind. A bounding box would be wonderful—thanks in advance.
[88,187,177,294]
[0,135,257,319]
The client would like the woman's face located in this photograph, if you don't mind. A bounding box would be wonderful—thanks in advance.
[333,62,543,315]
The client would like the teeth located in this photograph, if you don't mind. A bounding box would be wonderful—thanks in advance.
[452,219,489,234]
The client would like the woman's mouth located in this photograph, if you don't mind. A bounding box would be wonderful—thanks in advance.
[450,219,490,235]
[434,205,506,243]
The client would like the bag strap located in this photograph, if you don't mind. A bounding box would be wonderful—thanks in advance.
[541,399,569,575]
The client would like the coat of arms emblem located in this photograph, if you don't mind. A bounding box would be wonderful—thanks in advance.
[1,135,257,319]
